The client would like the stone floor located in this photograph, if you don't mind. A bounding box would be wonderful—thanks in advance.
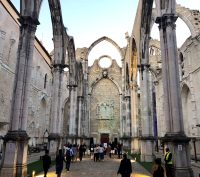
[33,154,200,177]
[35,156,151,177]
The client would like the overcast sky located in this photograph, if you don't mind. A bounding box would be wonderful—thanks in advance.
[11,0,200,66]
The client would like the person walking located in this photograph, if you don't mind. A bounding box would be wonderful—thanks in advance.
[79,143,84,161]
[117,153,132,177]
[65,145,73,171]
[152,158,164,177]
[117,143,122,159]
[55,149,65,177]
[164,147,174,177]
[42,149,51,177]
[90,144,94,160]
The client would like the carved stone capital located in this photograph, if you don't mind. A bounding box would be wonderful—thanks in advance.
[53,64,68,70]
[4,130,29,142]
[19,16,39,32]
[48,133,61,141]
[77,96,84,101]
[161,133,190,143]
[156,14,178,30]
[139,136,155,141]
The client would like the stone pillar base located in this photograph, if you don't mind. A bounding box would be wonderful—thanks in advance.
[48,133,61,158]
[1,167,16,177]
[1,131,29,177]
[140,136,155,162]
[174,167,194,177]
[162,133,194,177]
[120,137,131,151]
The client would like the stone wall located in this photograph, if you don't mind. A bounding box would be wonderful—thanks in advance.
[89,59,122,144]
[179,35,200,155]
[0,2,70,148]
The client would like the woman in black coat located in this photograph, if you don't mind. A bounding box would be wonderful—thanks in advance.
[152,158,164,177]
[55,149,65,177]
[42,150,51,177]
[117,153,132,177]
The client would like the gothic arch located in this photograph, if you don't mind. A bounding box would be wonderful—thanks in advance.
[48,0,68,65]
[86,36,123,59]
[151,4,200,38]
[89,77,122,95]
[62,97,70,110]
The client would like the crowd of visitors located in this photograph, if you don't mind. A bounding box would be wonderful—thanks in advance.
[41,143,175,177]
[41,142,123,176]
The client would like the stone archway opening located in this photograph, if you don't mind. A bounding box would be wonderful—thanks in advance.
[88,40,122,67]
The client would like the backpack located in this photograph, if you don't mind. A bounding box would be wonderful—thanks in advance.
[66,148,73,157]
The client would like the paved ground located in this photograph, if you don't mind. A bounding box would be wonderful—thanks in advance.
[32,153,200,177]
[191,160,200,177]
[35,156,151,177]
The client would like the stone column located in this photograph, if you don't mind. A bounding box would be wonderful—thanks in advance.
[126,95,131,136]
[1,17,39,177]
[68,86,78,137]
[140,65,154,162]
[83,58,89,137]
[87,94,91,137]
[130,81,140,153]
[156,13,193,177]
[48,66,64,154]
[77,96,83,136]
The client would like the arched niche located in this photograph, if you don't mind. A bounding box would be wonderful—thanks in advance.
[181,84,193,136]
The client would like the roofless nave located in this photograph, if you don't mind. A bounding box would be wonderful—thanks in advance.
[0,0,200,177]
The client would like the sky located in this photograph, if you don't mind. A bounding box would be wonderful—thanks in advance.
[11,0,200,66]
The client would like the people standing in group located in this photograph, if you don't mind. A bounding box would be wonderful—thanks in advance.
[117,153,132,177]
[164,147,174,177]
[42,149,51,177]
[65,145,73,171]
[152,158,164,177]
[55,149,65,177]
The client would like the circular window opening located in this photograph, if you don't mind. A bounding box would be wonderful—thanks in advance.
[98,57,112,68]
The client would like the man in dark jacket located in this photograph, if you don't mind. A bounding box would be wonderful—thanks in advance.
[42,149,51,177]
[117,153,132,177]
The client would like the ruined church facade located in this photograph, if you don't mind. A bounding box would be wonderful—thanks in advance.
[0,0,200,177]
